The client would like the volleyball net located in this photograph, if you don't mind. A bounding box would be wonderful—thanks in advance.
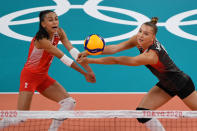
[0,110,197,131]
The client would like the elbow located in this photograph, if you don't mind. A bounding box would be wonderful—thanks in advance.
[131,59,142,66]
[123,57,140,66]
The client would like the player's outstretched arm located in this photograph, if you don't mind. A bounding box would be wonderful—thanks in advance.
[58,28,96,83]
[102,35,138,55]
[35,38,95,83]
[78,50,158,66]
[77,35,138,62]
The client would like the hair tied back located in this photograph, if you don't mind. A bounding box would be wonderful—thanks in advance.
[151,17,158,25]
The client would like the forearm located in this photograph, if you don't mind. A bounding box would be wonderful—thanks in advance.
[70,62,86,75]
[60,54,86,75]
[102,39,136,55]
[69,48,93,72]
[80,63,93,72]
[87,56,139,66]
[102,45,118,55]
[87,57,118,65]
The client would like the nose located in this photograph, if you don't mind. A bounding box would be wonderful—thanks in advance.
[53,21,58,25]
[137,32,143,38]
[139,33,144,38]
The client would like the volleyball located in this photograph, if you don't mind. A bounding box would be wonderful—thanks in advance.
[84,34,105,55]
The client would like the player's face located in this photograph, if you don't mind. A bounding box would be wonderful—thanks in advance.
[137,24,155,49]
[41,12,59,34]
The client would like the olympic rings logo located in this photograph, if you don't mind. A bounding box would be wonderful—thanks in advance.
[0,0,197,44]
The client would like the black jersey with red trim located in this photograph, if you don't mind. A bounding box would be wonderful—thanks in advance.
[138,40,189,90]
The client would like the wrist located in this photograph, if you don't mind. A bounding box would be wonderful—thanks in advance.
[84,51,89,56]
[87,58,93,64]
[60,54,74,66]
[69,48,80,60]
[82,71,87,76]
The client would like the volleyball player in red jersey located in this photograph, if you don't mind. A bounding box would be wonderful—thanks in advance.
[2,10,96,130]
[78,17,197,131]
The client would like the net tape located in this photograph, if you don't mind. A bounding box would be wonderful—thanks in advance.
[1,110,197,119]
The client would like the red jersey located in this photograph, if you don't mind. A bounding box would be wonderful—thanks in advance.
[24,32,60,74]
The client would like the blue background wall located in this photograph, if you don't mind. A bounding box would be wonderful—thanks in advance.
[0,0,196,92]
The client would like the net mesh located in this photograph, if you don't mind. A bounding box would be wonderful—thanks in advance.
[0,110,197,131]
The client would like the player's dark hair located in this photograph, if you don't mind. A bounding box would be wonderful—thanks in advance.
[144,17,158,35]
[35,10,54,40]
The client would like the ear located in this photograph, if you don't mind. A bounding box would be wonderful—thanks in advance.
[41,21,46,28]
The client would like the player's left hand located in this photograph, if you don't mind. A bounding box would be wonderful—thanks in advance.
[77,56,88,64]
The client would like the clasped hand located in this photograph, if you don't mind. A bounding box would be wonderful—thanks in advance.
[77,52,95,83]
[77,52,89,64]
[84,72,96,83]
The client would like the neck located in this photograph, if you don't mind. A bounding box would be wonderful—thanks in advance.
[48,32,55,39]
[142,41,153,50]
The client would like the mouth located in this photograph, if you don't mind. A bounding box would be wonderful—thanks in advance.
[52,26,58,29]
[138,38,144,43]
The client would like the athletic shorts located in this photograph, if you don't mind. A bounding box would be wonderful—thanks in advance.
[156,76,195,99]
[19,69,56,93]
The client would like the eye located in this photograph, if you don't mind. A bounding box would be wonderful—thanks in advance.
[144,33,149,36]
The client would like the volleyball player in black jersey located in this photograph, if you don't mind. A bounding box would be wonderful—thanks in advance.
[77,17,197,131]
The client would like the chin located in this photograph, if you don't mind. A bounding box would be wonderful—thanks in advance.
[49,30,56,34]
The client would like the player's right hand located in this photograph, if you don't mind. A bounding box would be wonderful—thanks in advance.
[77,56,89,64]
[77,51,88,61]
[84,72,96,83]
